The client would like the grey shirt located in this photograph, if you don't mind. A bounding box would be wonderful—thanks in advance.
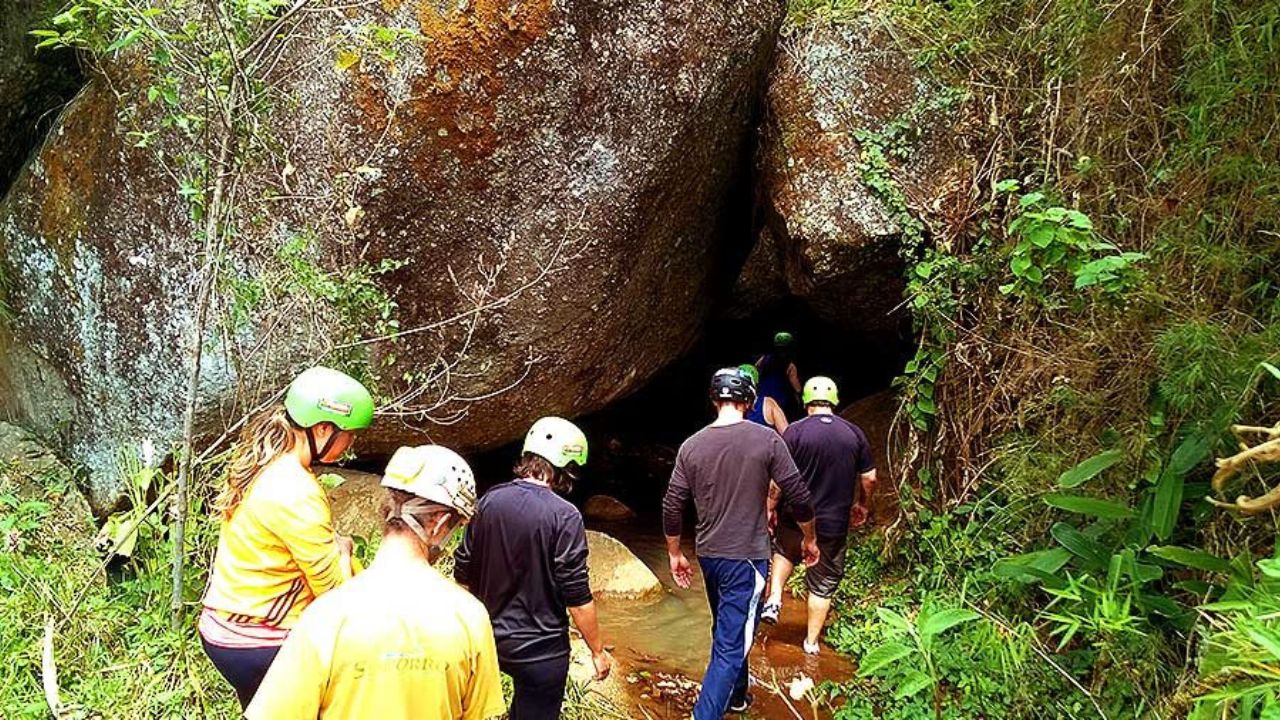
[662,421,815,560]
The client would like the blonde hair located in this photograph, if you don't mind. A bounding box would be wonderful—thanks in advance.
[215,405,296,519]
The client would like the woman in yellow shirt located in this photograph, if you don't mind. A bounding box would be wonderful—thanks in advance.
[199,366,375,709]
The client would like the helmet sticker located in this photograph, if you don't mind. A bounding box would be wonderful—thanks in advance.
[318,398,354,416]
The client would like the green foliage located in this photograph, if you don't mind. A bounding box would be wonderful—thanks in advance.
[1192,550,1280,719]
[858,604,980,710]
[0,453,236,718]
[996,184,1147,303]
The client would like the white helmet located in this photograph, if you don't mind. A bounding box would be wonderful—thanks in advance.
[381,445,477,519]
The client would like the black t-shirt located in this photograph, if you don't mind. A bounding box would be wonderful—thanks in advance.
[782,414,875,537]
[662,421,814,560]
[453,479,592,664]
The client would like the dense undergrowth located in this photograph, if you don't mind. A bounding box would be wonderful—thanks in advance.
[793,0,1280,717]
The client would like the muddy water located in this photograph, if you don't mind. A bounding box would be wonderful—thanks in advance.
[589,518,854,719]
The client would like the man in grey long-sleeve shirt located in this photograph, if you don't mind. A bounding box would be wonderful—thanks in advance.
[663,368,819,719]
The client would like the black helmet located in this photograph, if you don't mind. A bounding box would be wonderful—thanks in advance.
[709,367,756,405]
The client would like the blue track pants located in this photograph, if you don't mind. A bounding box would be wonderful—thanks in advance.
[693,557,767,719]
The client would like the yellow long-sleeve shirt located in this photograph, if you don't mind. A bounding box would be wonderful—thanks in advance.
[202,454,352,630]
[246,560,505,720]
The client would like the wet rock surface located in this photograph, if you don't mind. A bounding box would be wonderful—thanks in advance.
[586,529,662,600]
[0,0,784,511]
[0,0,83,196]
[740,16,974,337]
[583,494,637,521]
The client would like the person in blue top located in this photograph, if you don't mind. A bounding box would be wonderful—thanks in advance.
[755,331,802,419]
[738,364,788,434]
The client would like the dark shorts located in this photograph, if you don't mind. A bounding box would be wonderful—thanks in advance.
[772,523,848,598]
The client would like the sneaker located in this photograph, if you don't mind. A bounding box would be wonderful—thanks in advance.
[728,692,754,713]
[802,639,820,655]
[760,601,781,625]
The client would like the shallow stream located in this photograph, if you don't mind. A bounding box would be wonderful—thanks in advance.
[588,518,854,719]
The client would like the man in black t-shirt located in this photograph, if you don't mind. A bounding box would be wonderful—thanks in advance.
[761,376,877,655]
[663,368,818,719]
[455,417,613,719]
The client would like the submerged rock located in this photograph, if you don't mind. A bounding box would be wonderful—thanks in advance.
[739,15,974,337]
[0,0,83,196]
[0,1,784,511]
[583,494,637,521]
[587,530,661,600]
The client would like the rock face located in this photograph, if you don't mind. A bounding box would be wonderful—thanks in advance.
[739,16,973,336]
[0,0,785,511]
[586,529,661,600]
[841,388,900,521]
[0,0,83,196]
[326,469,386,541]
[583,494,637,521]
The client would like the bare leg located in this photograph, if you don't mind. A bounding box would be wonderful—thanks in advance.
[766,553,794,607]
[806,594,833,646]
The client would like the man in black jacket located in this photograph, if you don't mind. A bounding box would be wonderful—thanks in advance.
[663,368,819,718]
[455,416,612,719]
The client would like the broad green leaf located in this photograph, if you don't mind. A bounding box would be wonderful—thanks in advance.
[1258,558,1280,579]
[1058,449,1124,488]
[991,558,1068,588]
[1148,545,1231,573]
[1044,494,1134,519]
[919,608,980,640]
[1246,625,1280,660]
[1018,191,1045,208]
[994,179,1020,193]
[1200,600,1253,612]
[858,642,913,677]
[1065,209,1094,230]
[1152,432,1212,540]
[876,607,911,632]
[1050,522,1109,568]
[1262,361,1280,381]
[894,670,933,699]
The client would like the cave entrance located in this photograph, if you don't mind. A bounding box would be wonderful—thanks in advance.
[535,296,915,517]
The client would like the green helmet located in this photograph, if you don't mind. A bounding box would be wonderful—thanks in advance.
[284,367,375,431]
[774,331,794,349]
[802,376,839,406]
[737,363,759,386]
[523,416,588,468]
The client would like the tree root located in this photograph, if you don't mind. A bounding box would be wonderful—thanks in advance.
[1210,423,1280,513]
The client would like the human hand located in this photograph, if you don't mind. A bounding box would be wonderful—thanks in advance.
[592,649,614,681]
[851,503,869,528]
[768,508,778,535]
[669,552,694,589]
[802,537,820,567]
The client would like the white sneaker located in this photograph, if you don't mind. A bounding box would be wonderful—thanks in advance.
[802,639,820,655]
[760,601,781,625]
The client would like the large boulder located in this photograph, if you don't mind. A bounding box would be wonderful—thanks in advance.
[0,0,785,511]
[841,389,900,521]
[583,494,637,521]
[738,15,973,336]
[586,529,661,600]
[0,0,83,196]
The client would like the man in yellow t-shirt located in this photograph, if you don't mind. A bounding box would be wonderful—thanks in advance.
[247,445,503,720]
